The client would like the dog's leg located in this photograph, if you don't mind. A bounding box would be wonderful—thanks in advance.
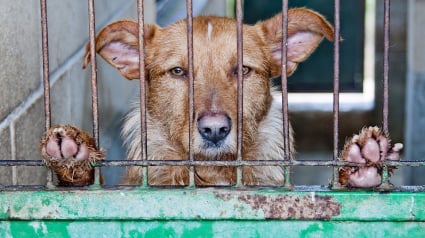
[40,125,104,186]
[338,126,403,188]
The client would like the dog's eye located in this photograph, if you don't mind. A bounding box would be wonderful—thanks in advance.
[233,66,252,77]
[169,67,186,77]
[242,66,251,75]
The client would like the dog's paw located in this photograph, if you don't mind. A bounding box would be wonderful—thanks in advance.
[40,125,104,186]
[338,126,403,188]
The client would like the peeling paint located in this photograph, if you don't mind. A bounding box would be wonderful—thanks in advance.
[410,197,415,217]
[214,191,341,219]
[1,190,424,222]
[0,190,425,237]
[237,193,340,219]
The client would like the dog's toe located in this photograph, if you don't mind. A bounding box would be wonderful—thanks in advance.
[40,125,104,186]
[338,126,402,188]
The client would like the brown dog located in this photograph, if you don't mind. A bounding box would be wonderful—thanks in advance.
[41,8,403,188]
[41,8,337,186]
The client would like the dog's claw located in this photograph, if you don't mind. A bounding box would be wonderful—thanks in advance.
[338,126,403,188]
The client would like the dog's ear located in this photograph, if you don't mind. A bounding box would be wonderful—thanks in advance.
[83,20,158,80]
[258,8,334,77]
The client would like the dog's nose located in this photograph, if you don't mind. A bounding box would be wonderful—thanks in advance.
[197,112,231,145]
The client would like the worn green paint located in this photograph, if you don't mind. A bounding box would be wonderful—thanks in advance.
[1,189,424,237]
[1,221,424,238]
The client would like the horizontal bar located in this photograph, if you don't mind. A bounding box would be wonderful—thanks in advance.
[1,160,424,167]
[1,185,424,192]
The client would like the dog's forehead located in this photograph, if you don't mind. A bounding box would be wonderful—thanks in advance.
[161,16,260,46]
[151,16,267,69]
[193,16,237,39]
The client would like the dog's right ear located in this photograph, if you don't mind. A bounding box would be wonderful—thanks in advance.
[82,20,159,80]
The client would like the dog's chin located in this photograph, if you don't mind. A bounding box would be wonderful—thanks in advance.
[194,141,236,160]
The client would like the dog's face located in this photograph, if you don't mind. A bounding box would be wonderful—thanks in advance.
[83,9,333,159]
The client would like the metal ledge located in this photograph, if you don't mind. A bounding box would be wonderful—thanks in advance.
[1,188,424,221]
[1,188,424,237]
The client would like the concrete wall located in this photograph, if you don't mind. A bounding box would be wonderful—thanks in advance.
[0,0,229,187]
[405,0,425,184]
[0,0,155,186]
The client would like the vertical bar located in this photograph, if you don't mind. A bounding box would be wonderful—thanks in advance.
[236,0,243,187]
[382,0,390,133]
[88,0,101,187]
[332,0,341,188]
[40,0,51,131]
[137,0,148,187]
[380,0,391,189]
[186,0,195,187]
[40,0,54,189]
[280,0,291,189]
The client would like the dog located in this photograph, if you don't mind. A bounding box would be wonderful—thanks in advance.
[40,8,401,188]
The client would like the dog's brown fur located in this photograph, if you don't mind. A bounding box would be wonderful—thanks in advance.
[41,8,334,186]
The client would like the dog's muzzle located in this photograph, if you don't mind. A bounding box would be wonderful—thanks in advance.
[197,111,231,147]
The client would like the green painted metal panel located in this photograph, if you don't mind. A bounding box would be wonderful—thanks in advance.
[1,221,425,238]
[1,189,424,221]
[1,189,424,236]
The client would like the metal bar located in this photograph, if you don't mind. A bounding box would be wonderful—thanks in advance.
[379,0,392,189]
[382,0,390,133]
[382,0,390,132]
[2,159,423,167]
[332,0,341,189]
[235,0,243,187]
[137,0,148,187]
[94,160,425,167]
[40,0,51,131]
[281,0,291,189]
[186,0,195,187]
[87,0,101,186]
[39,0,54,189]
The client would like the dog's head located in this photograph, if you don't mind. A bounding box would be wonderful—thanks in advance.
[83,8,333,159]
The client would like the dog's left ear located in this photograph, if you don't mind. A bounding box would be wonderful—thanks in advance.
[258,8,334,77]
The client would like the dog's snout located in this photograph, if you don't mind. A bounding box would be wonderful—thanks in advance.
[197,112,231,146]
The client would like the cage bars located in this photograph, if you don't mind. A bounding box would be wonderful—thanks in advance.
[1,0,414,190]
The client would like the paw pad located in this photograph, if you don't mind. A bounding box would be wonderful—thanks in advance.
[40,125,105,186]
[40,125,103,165]
[338,126,403,188]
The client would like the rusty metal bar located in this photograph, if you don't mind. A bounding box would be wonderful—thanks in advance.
[1,159,424,167]
[39,0,54,189]
[382,0,390,133]
[87,0,101,186]
[280,0,291,189]
[40,0,51,131]
[379,0,392,189]
[332,0,341,188]
[95,160,425,167]
[280,0,289,160]
[186,0,195,187]
[235,0,243,187]
[137,0,148,187]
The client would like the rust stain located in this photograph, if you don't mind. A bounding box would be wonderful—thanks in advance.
[215,192,341,220]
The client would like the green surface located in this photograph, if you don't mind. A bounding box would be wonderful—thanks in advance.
[1,221,424,238]
[1,188,424,237]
